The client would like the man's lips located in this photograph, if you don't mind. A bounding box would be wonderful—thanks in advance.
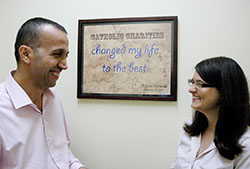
[50,70,61,79]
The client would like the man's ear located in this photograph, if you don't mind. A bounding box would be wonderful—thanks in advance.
[18,45,33,64]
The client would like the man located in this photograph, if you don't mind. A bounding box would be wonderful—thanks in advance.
[0,17,87,169]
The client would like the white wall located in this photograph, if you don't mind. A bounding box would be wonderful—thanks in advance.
[0,0,249,169]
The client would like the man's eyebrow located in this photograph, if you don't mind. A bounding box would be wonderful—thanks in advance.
[52,49,69,54]
[52,49,64,52]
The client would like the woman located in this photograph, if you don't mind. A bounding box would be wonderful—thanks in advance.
[171,56,250,169]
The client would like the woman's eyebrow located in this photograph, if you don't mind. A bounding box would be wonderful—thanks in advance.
[194,79,206,83]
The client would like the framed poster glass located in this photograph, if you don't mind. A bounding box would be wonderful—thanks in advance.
[77,16,178,101]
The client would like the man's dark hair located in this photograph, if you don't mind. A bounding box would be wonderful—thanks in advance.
[184,56,250,160]
[14,17,67,63]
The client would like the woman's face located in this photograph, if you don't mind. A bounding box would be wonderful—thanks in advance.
[188,71,220,114]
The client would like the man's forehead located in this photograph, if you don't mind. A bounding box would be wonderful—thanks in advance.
[39,24,67,38]
[38,25,68,45]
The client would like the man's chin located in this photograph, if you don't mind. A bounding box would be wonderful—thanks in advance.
[46,81,57,88]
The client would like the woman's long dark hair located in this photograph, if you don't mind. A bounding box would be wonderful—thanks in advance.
[184,56,250,160]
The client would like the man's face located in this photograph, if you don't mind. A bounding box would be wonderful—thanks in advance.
[30,24,69,89]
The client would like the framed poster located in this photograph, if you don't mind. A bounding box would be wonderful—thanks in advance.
[77,16,178,101]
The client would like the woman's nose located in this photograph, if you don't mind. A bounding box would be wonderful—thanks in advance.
[188,85,197,93]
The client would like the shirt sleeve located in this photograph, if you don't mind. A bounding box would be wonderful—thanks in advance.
[170,160,177,169]
[169,129,187,169]
[234,134,250,169]
[63,117,86,169]
[61,104,86,169]
[0,137,2,160]
[55,88,86,169]
[68,148,86,169]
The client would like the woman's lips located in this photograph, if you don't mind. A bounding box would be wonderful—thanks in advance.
[192,96,201,101]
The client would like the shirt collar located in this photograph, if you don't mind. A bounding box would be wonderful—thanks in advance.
[191,134,216,159]
[4,71,55,109]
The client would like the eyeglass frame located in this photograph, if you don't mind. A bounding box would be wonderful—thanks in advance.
[188,79,216,89]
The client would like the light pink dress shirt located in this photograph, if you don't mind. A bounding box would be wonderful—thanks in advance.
[0,72,85,169]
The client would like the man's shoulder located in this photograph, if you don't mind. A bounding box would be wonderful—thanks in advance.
[47,87,59,97]
[45,87,62,101]
[0,81,7,97]
[0,81,12,111]
[49,87,57,93]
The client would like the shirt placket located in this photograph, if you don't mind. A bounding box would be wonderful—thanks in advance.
[42,114,61,169]
[191,136,216,169]
[190,135,201,168]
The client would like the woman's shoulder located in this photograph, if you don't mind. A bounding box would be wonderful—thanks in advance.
[239,126,250,147]
[178,118,199,142]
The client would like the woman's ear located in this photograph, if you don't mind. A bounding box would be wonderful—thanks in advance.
[18,45,33,64]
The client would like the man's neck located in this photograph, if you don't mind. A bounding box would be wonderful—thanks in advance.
[13,70,44,112]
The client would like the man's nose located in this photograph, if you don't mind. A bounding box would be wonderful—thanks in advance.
[58,57,68,70]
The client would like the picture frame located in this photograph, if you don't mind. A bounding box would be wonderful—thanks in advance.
[77,16,178,101]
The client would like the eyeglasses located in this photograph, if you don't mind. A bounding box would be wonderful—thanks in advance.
[188,79,215,89]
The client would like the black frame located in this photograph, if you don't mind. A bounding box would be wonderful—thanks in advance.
[77,16,178,101]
